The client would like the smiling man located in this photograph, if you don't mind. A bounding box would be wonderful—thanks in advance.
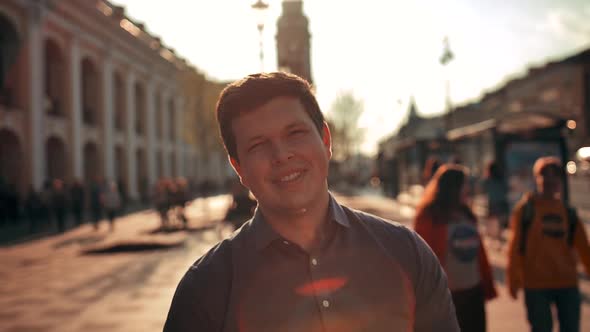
[163,72,459,332]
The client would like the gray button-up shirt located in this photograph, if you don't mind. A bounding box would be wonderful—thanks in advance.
[164,195,459,332]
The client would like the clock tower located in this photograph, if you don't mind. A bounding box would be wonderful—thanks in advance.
[276,0,312,84]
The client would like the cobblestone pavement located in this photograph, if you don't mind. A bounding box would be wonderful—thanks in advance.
[1,193,588,331]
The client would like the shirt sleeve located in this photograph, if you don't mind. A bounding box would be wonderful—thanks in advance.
[411,231,460,332]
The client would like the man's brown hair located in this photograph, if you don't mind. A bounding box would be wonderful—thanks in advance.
[216,72,324,162]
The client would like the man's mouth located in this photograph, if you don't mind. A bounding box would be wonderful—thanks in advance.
[279,171,303,183]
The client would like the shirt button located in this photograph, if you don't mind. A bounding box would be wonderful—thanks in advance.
[311,258,318,266]
[322,300,330,308]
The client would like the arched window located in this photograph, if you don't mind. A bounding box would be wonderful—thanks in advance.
[0,14,20,108]
[168,99,175,141]
[81,58,100,126]
[45,136,67,181]
[114,72,126,131]
[44,39,65,116]
[135,82,145,135]
[0,129,23,187]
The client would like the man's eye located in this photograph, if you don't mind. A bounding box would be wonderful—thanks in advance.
[248,142,263,152]
[290,129,307,136]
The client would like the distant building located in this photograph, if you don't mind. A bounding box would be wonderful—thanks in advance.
[276,0,313,84]
[378,47,590,191]
[0,0,230,197]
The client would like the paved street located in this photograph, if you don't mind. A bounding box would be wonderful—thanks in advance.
[1,192,589,332]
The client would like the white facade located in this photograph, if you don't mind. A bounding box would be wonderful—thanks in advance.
[0,0,225,199]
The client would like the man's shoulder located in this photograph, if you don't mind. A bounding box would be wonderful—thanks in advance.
[172,235,239,309]
[343,205,421,252]
[180,243,230,293]
[343,205,438,286]
[345,205,413,236]
[165,235,244,331]
[184,223,253,277]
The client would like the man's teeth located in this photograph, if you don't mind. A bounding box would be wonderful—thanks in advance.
[281,172,301,182]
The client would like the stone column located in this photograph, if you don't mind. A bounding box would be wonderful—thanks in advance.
[161,90,171,177]
[146,79,156,186]
[70,38,83,179]
[175,96,184,176]
[125,72,138,199]
[29,5,44,190]
[102,54,115,180]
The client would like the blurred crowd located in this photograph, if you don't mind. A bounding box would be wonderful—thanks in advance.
[0,176,222,235]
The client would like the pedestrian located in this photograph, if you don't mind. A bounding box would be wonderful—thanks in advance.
[0,178,8,226]
[164,72,460,331]
[51,179,68,233]
[89,178,103,230]
[507,156,590,332]
[39,180,53,230]
[422,156,441,186]
[116,178,127,213]
[174,177,190,228]
[69,179,85,226]
[153,179,170,229]
[24,186,43,233]
[101,180,121,232]
[481,160,509,249]
[414,164,497,332]
[166,180,181,226]
[224,178,257,229]
[5,182,20,224]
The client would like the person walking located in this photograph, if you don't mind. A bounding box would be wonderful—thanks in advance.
[414,164,497,332]
[51,179,68,233]
[24,186,43,233]
[101,181,121,232]
[69,179,85,226]
[481,160,509,249]
[422,156,441,186]
[89,178,103,230]
[39,180,53,231]
[153,179,170,229]
[507,156,590,332]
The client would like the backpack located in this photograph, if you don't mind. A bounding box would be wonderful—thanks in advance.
[518,193,578,255]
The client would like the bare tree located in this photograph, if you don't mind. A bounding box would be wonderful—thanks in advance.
[327,91,365,161]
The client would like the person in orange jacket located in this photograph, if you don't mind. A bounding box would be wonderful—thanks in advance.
[507,156,590,332]
[414,164,497,332]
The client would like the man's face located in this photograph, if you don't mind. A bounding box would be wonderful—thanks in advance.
[230,96,331,214]
[536,166,562,197]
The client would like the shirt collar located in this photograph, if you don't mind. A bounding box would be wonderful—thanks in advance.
[250,192,350,252]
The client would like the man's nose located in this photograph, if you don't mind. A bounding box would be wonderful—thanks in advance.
[270,141,294,164]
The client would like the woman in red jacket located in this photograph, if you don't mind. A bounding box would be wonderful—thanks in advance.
[414,164,497,332]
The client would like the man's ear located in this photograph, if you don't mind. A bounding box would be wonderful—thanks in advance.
[322,121,332,159]
[229,156,247,187]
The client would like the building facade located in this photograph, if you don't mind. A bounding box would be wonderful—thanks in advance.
[0,0,229,199]
[378,47,590,193]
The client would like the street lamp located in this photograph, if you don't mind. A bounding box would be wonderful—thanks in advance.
[251,0,269,72]
[439,36,454,132]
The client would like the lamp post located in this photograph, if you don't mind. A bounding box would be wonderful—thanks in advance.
[251,0,269,72]
[440,36,454,132]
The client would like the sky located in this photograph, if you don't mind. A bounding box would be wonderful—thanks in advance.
[111,0,590,156]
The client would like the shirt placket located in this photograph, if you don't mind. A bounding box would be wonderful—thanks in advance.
[307,250,335,331]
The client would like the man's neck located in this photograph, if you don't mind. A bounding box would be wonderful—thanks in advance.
[260,192,331,252]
